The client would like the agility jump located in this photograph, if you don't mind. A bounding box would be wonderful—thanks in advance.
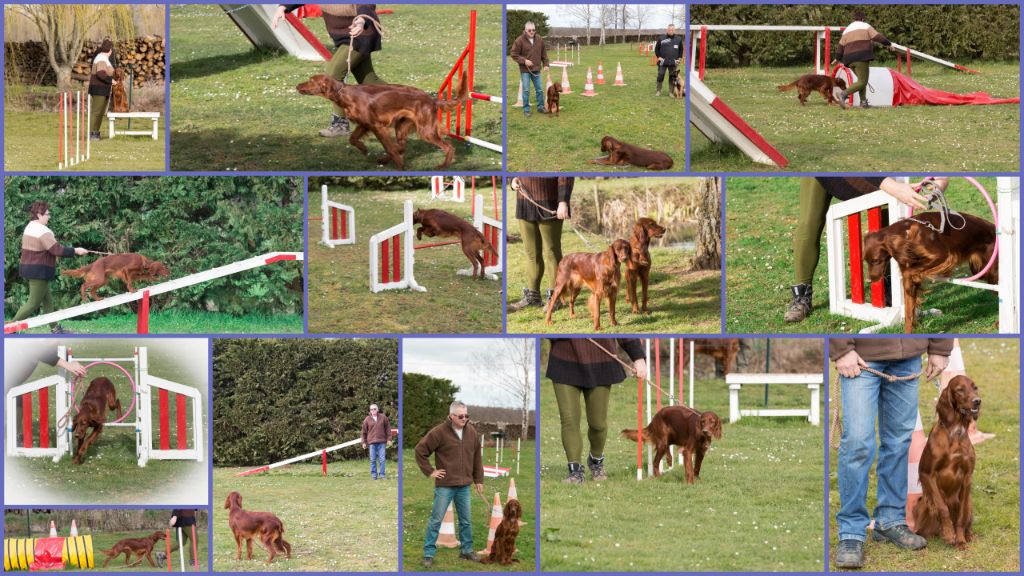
[236,428,398,477]
[318,185,356,247]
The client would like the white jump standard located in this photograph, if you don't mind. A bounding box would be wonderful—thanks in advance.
[726,373,822,425]
[320,185,356,247]
[107,112,161,140]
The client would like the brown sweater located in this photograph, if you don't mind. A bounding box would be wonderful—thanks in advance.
[361,413,391,444]
[283,4,380,51]
[509,32,549,73]
[515,177,573,221]
[88,53,114,97]
[814,177,886,201]
[835,21,891,65]
[20,220,75,280]
[546,338,644,388]
[414,420,483,487]
[829,339,954,362]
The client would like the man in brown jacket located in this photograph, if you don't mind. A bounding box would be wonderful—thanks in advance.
[831,338,952,569]
[509,21,549,116]
[361,403,392,479]
[415,400,484,567]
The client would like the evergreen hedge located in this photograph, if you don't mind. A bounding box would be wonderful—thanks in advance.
[401,372,459,449]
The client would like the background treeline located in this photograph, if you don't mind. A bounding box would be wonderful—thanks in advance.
[3,509,207,536]
[213,339,399,466]
[690,4,1020,67]
[3,177,303,318]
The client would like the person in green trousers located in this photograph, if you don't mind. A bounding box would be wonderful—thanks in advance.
[834,8,899,109]
[88,38,118,140]
[507,177,573,312]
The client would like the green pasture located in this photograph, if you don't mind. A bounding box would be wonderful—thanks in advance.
[169,4,502,171]
[402,442,536,571]
[690,63,1020,172]
[507,42,684,172]
[828,339,1020,572]
[308,185,502,334]
[539,356,825,571]
[726,176,1003,334]
[5,309,303,335]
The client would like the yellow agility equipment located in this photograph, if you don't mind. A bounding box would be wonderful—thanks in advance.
[3,538,35,571]
[3,535,93,570]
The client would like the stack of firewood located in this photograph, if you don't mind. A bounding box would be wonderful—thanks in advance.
[5,36,164,86]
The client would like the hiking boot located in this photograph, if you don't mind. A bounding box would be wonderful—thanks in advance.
[860,101,871,109]
[459,551,482,562]
[655,89,662,97]
[89,131,101,141]
[587,453,607,481]
[838,90,849,109]
[783,284,813,323]
[872,524,926,550]
[834,539,864,569]
[508,288,542,313]
[50,323,72,334]
[422,557,433,569]
[524,109,532,118]
[564,462,585,484]
[545,288,565,312]
[319,115,350,137]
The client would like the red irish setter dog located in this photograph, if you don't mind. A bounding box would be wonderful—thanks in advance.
[777,74,847,106]
[624,217,666,314]
[224,491,292,563]
[481,498,522,565]
[412,208,500,279]
[100,531,166,567]
[622,405,723,484]
[589,136,674,170]
[913,375,981,549]
[545,239,632,331]
[62,253,170,302]
[72,376,122,464]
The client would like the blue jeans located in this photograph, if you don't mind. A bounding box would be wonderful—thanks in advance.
[369,442,386,478]
[424,485,473,558]
[837,356,921,542]
[520,71,545,113]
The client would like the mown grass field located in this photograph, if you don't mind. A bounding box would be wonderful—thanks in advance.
[505,177,720,334]
[539,341,825,572]
[827,339,1020,572]
[4,310,303,335]
[308,184,503,334]
[402,443,536,572]
[4,340,208,506]
[507,42,684,172]
[725,176,1003,334]
[213,462,398,572]
[170,4,502,171]
[690,63,1020,172]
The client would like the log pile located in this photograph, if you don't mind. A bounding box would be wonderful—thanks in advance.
[5,36,165,86]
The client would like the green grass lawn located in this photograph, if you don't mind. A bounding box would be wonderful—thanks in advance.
[507,43,684,172]
[403,443,536,571]
[5,309,303,335]
[539,346,825,572]
[213,462,398,571]
[690,63,1020,172]
[505,179,720,334]
[170,4,502,171]
[4,109,166,172]
[726,176,1002,334]
[308,185,502,334]
[827,339,1020,572]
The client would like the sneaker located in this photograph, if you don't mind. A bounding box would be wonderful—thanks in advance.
[655,89,662,97]
[563,462,585,484]
[422,557,433,569]
[860,101,871,109]
[508,288,542,313]
[872,524,926,550]
[783,284,813,323]
[459,551,482,562]
[834,539,864,569]
[545,288,565,312]
[319,115,350,137]
[524,109,532,118]
[838,90,849,109]
[587,453,607,481]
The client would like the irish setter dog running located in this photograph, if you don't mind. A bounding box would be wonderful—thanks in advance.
[100,531,166,567]
[72,376,122,464]
[62,253,170,302]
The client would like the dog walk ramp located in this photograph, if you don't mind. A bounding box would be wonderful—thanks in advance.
[689,72,789,168]
[221,4,329,61]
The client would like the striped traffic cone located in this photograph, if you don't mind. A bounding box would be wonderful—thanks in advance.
[581,67,597,96]
[479,492,503,555]
[49,521,57,537]
[596,62,606,84]
[904,410,926,530]
[560,66,573,94]
[613,62,627,86]
[507,478,527,526]
[941,339,994,444]
[69,520,78,537]
[437,503,460,548]
[512,78,524,108]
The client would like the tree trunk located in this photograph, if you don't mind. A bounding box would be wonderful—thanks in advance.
[692,177,722,270]
[55,66,73,92]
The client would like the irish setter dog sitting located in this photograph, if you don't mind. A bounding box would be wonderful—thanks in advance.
[622,406,723,484]
[412,208,500,279]
[296,72,467,170]
[62,253,170,302]
[224,491,292,563]
[481,498,522,565]
[777,74,847,106]
[624,217,666,314]
[863,211,997,333]
[72,377,122,464]
[100,531,166,567]
[545,239,631,331]
[589,136,674,170]
[546,82,561,117]
[913,375,981,549]
[111,68,129,113]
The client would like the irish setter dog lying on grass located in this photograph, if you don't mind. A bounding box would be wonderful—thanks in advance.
[62,253,170,302]
[296,72,467,170]
[589,136,674,170]
[481,499,523,565]
[545,239,632,331]
[72,376,122,464]
[100,531,166,567]
[622,405,723,484]
[224,491,292,563]
[413,208,500,279]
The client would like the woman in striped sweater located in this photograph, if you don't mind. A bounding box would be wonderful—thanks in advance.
[834,8,897,109]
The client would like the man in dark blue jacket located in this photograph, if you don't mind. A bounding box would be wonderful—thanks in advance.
[654,24,682,96]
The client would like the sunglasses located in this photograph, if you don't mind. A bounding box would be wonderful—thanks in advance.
[452,414,470,420]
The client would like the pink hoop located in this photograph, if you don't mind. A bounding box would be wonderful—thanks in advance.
[909,176,999,283]
[71,361,138,424]
[830,62,855,107]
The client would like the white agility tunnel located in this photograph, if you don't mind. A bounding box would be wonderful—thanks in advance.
[831,65,896,107]
[220,4,326,61]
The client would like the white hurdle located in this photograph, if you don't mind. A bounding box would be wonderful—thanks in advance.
[57,91,90,170]
[456,194,503,281]
[369,200,424,293]
[431,176,466,202]
[726,373,822,425]
[320,185,356,247]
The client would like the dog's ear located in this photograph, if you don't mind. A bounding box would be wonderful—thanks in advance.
[633,220,648,245]
[936,381,957,427]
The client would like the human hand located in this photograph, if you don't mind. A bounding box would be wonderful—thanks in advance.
[74,247,88,256]
[169,516,177,527]
[362,443,367,450]
[524,58,534,68]
[880,179,928,211]
[633,358,648,381]
[657,57,664,65]
[57,359,88,378]
[386,441,392,448]
[430,469,446,479]
[924,354,949,380]
[349,17,365,36]
[835,350,866,378]
[556,202,569,219]
[475,483,485,498]
[509,177,521,192]
[271,5,286,29]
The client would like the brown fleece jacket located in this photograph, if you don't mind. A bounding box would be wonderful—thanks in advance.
[829,339,953,362]
[414,420,483,487]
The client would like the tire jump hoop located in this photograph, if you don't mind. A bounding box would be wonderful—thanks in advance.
[63,361,139,428]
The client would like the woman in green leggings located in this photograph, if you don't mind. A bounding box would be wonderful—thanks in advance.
[508,177,573,312]
[834,8,897,109]
[547,338,646,483]
[11,201,88,333]
[785,177,942,323]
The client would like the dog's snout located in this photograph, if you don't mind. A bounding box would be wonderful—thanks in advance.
[972,398,982,408]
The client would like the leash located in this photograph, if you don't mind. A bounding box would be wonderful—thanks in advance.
[585,338,697,414]
[905,179,967,234]
[345,15,388,79]
[85,249,115,256]
[829,366,938,450]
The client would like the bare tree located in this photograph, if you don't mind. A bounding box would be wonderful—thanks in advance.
[566,4,596,45]
[599,5,615,45]
[692,177,721,270]
[472,339,536,437]
[618,5,632,43]
[634,4,651,42]
[6,4,135,91]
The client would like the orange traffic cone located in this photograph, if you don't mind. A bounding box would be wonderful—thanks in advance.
[70,520,79,537]
[507,478,527,527]
[941,340,994,444]
[581,67,597,96]
[437,502,460,548]
[904,410,926,530]
[512,78,524,108]
[49,521,58,537]
[596,63,606,84]
[559,66,573,94]
[479,492,503,555]
[613,62,627,86]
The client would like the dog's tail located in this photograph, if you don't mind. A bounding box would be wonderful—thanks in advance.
[436,70,468,114]
[620,428,649,443]
[776,82,797,92]
[482,235,500,258]
[61,265,90,278]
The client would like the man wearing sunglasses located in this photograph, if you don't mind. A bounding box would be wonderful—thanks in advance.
[361,404,392,479]
[415,400,485,568]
